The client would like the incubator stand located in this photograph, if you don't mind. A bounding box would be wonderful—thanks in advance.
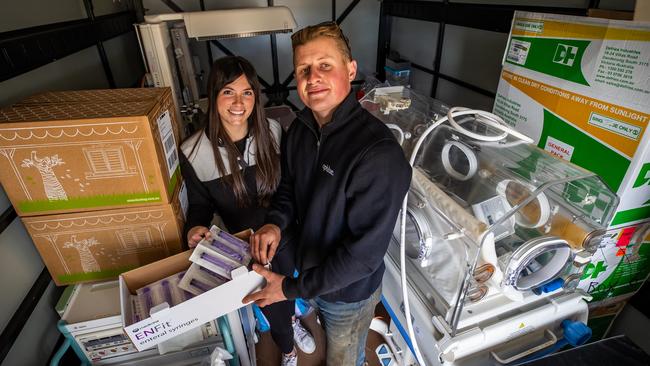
[361,86,619,365]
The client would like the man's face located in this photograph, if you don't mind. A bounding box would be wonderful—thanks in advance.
[294,37,357,124]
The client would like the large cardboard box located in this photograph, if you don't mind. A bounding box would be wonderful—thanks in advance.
[119,233,263,351]
[21,183,187,286]
[0,88,181,216]
[493,12,650,228]
[587,300,627,341]
[15,88,171,105]
[578,220,650,302]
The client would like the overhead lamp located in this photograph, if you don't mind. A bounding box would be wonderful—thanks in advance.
[143,6,298,40]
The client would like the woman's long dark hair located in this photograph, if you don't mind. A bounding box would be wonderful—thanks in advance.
[190,56,280,207]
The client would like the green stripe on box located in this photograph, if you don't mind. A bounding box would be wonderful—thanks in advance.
[540,110,630,191]
[57,266,136,284]
[168,166,181,196]
[19,192,162,213]
[611,205,650,226]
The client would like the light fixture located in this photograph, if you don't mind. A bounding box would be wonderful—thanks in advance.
[144,7,298,40]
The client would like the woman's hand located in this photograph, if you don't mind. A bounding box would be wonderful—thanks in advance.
[187,226,210,248]
[250,224,281,264]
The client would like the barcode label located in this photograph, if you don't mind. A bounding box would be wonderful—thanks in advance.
[167,149,178,170]
[157,109,179,178]
[179,180,188,219]
[164,134,175,152]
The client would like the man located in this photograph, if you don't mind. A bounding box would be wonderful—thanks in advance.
[243,22,412,366]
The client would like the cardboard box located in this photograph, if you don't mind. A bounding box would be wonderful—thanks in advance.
[0,88,181,216]
[15,88,171,105]
[493,11,650,228]
[587,300,627,341]
[21,182,187,286]
[636,0,650,22]
[578,220,650,302]
[119,237,263,351]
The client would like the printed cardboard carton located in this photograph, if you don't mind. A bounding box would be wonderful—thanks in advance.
[21,183,187,285]
[0,88,181,216]
[15,88,170,105]
[494,12,650,228]
[587,300,627,341]
[119,230,263,351]
[578,220,650,302]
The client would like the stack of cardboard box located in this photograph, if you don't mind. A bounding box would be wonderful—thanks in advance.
[0,87,187,285]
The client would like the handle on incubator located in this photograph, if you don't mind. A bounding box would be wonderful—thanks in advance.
[490,329,558,364]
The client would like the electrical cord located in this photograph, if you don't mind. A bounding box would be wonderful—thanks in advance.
[447,107,534,144]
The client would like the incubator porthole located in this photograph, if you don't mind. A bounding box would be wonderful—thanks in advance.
[441,141,478,181]
[505,238,572,291]
[404,211,426,259]
[496,179,551,229]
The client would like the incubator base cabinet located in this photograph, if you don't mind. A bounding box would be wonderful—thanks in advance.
[382,253,589,366]
[360,85,617,365]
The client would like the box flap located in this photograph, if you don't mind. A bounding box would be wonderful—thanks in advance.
[122,250,192,293]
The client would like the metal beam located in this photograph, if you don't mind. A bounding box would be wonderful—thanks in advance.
[383,1,587,33]
[411,62,495,98]
[376,1,392,81]
[0,11,135,83]
[0,207,17,235]
[431,0,447,98]
[282,0,362,93]
[161,0,184,13]
[199,0,214,65]
[83,0,116,88]
[337,0,361,24]
[0,268,53,363]
[209,40,272,89]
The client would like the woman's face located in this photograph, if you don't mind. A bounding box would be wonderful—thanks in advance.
[216,74,255,138]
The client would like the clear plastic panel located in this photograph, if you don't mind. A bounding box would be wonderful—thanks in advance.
[364,86,618,335]
[360,86,449,157]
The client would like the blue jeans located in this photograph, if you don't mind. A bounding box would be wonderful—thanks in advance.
[309,285,381,366]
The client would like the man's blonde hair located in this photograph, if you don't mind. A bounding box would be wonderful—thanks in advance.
[291,21,352,62]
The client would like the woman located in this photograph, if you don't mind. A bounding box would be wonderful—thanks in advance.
[179,56,314,366]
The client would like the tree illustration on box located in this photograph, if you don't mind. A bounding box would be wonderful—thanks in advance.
[63,235,101,273]
[21,151,68,201]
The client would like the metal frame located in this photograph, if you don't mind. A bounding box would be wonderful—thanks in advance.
[0,268,59,362]
[376,0,595,99]
[83,0,117,88]
[0,10,134,83]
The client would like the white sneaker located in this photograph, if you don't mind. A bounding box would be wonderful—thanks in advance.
[281,351,298,366]
[292,318,316,354]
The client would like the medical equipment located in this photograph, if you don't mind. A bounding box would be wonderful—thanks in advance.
[361,86,618,365]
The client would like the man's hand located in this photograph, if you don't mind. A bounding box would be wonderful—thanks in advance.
[187,226,210,248]
[242,264,287,307]
[250,224,281,264]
